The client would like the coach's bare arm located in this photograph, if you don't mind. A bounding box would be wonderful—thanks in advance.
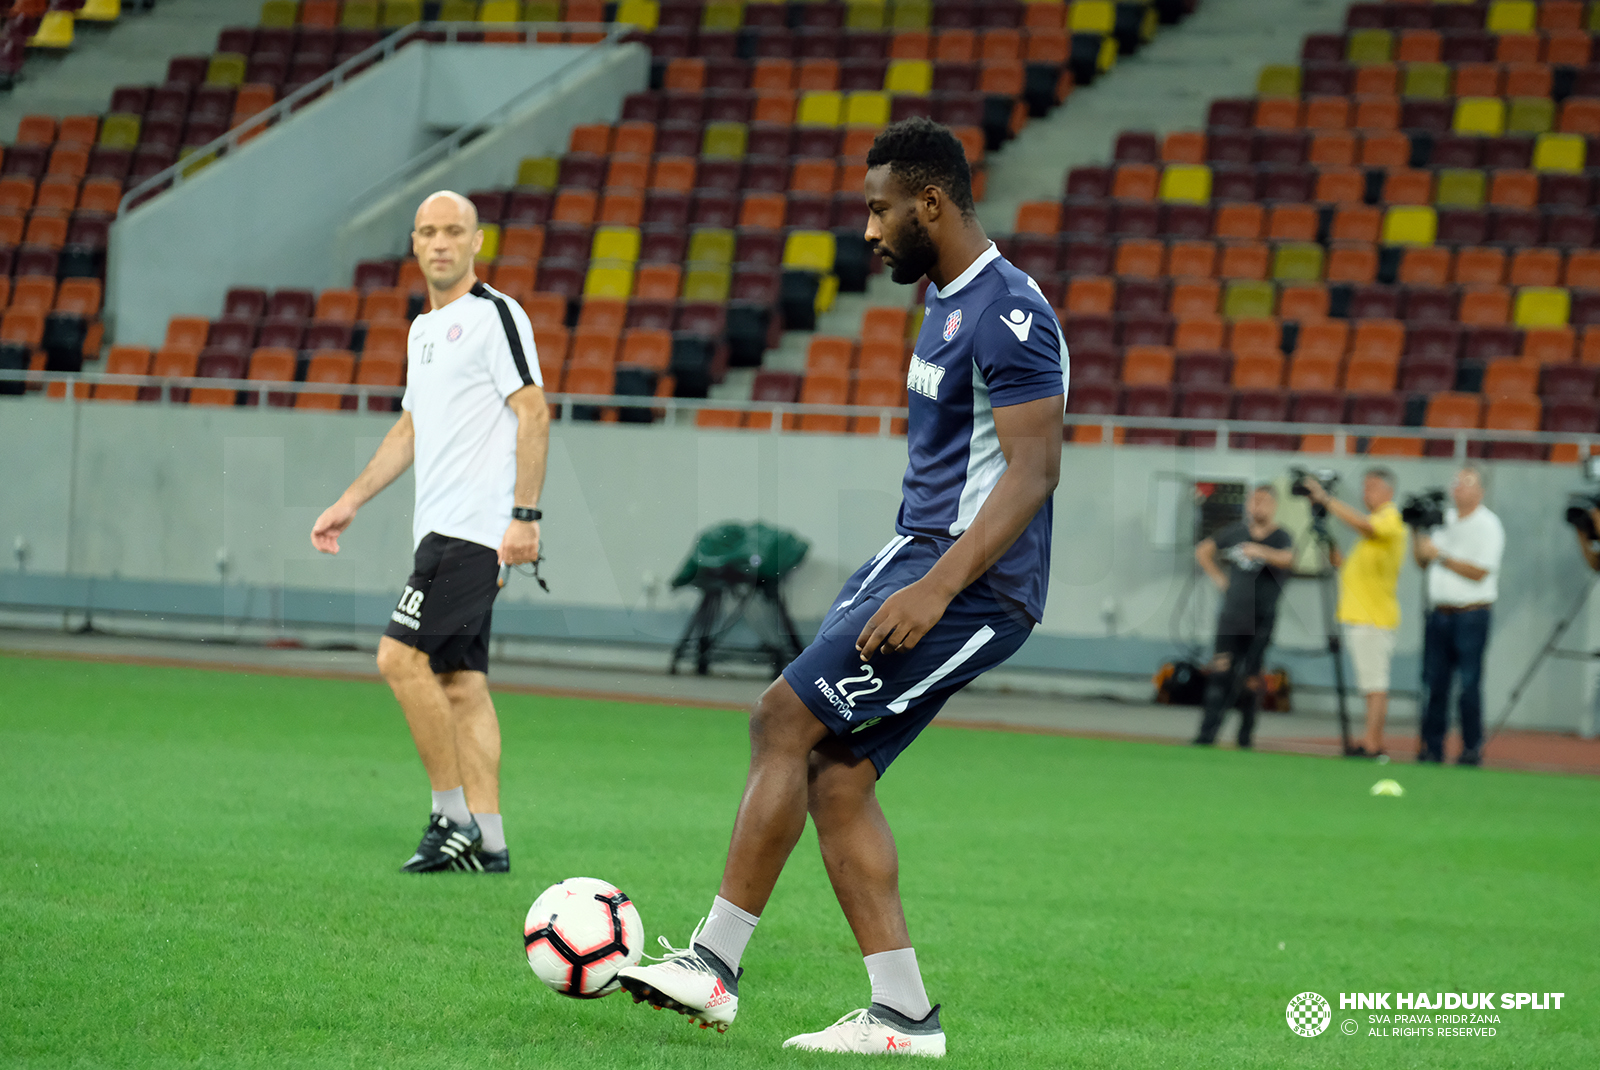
[498,384,550,567]
[856,393,1063,659]
[310,412,416,554]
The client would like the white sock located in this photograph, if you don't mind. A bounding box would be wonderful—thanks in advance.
[694,895,759,973]
[474,812,505,852]
[866,948,932,1020]
[430,786,471,826]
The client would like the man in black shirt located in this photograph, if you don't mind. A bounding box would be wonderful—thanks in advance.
[1192,484,1295,748]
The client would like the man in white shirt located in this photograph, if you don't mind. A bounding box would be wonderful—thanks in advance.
[310,191,548,872]
[1412,466,1504,766]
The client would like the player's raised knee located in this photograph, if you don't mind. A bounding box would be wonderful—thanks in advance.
[376,636,426,681]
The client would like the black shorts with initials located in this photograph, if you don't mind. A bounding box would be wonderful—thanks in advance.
[383,533,501,674]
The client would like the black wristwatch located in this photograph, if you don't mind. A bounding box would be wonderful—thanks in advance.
[512,507,542,522]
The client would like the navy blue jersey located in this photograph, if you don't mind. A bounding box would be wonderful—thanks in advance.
[895,244,1068,622]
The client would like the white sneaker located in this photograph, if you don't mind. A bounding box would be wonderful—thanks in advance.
[783,1004,946,1056]
[616,922,739,1033]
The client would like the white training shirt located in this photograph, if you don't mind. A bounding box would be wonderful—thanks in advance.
[1427,505,1505,606]
[401,282,542,551]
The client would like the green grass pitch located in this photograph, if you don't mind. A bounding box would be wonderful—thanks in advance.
[2,653,1595,1069]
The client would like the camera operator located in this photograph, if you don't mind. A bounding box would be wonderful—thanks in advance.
[1413,467,1504,766]
[1191,485,1295,749]
[1300,468,1408,758]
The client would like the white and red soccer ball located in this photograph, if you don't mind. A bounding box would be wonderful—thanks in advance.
[523,877,643,998]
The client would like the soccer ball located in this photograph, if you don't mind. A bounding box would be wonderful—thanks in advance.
[523,877,643,998]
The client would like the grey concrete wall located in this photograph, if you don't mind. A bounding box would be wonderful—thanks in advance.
[0,398,1592,731]
[106,43,640,348]
[331,42,648,283]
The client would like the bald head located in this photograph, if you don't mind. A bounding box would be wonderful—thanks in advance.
[411,190,483,304]
[415,190,478,230]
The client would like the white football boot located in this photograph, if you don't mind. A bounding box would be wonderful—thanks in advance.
[616,922,739,1033]
[783,1004,946,1057]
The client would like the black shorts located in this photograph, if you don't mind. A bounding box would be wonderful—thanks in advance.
[382,533,500,674]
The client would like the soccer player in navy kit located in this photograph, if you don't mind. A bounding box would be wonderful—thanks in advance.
[620,118,1067,1056]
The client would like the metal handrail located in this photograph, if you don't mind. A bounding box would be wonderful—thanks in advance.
[4,368,1593,453]
[346,22,634,210]
[117,22,630,215]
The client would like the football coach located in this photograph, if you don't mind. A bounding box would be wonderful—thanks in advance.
[311,191,548,874]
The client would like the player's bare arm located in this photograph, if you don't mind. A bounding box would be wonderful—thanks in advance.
[498,383,550,566]
[310,411,416,554]
[856,392,1062,659]
[1196,537,1227,591]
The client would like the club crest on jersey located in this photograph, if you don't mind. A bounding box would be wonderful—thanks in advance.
[942,309,962,341]
[446,324,463,342]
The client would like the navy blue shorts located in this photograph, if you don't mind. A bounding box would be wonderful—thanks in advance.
[781,535,1034,776]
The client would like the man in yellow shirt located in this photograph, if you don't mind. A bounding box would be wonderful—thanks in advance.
[1301,468,1408,758]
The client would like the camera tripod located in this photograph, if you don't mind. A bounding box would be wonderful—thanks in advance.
[1486,573,1600,744]
[1307,506,1356,754]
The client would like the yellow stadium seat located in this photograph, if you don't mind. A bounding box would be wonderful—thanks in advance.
[615,0,660,31]
[342,0,380,26]
[480,0,519,20]
[702,0,743,29]
[1487,0,1537,32]
[517,157,560,188]
[1069,0,1115,33]
[77,0,121,22]
[591,226,641,262]
[1507,96,1554,134]
[884,59,933,94]
[1534,133,1588,173]
[1514,287,1570,327]
[783,230,838,272]
[382,0,424,26]
[524,0,560,19]
[1272,243,1325,282]
[259,1,299,28]
[702,121,748,157]
[584,263,635,300]
[1346,29,1392,65]
[1223,280,1276,320]
[1454,97,1507,136]
[29,11,74,48]
[815,272,840,315]
[1435,169,1487,206]
[1382,205,1437,245]
[687,228,736,266]
[798,91,844,127]
[438,0,477,16]
[682,266,732,302]
[845,91,890,126]
[1158,164,1211,204]
[476,224,501,262]
[846,0,886,31]
[206,53,248,86]
[99,113,141,149]
[1402,63,1451,99]
[1255,65,1302,96]
[890,0,931,30]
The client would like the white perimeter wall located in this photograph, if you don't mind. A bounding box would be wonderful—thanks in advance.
[0,400,1591,732]
[107,42,647,347]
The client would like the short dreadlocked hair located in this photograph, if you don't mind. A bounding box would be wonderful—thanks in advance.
[865,117,975,216]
